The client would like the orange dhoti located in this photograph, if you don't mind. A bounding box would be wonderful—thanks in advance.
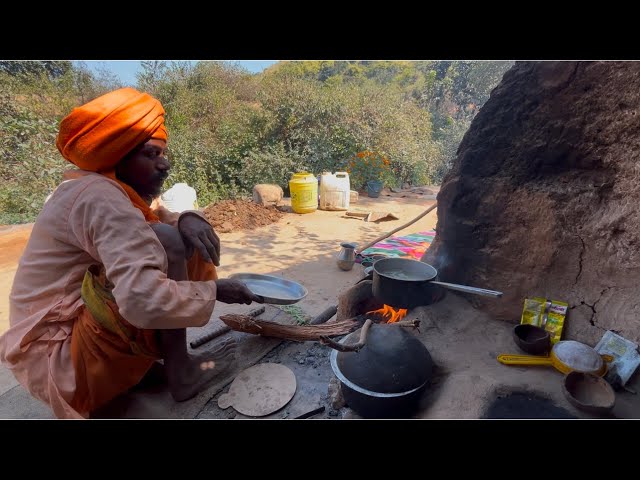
[69,253,217,414]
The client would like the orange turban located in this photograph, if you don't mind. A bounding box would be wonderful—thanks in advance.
[56,87,167,172]
[56,88,167,222]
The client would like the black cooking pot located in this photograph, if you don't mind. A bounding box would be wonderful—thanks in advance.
[372,257,502,309]
[329,323,433,418]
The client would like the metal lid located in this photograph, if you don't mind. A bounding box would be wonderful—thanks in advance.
[336,323,433,394]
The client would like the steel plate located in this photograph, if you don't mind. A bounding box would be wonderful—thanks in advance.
[228,273,308,305]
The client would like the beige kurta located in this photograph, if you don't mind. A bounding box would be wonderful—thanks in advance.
[0,170,217,418]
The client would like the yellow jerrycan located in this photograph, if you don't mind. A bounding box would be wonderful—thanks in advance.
[289,172,318,214]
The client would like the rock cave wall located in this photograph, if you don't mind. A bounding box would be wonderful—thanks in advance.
[423,61,640,345]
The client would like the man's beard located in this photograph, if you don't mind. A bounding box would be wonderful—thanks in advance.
[134,177,165,203]
[149,182,164,198]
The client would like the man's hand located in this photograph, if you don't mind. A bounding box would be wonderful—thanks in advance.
[178,214,220,266]
[216,279,264,305]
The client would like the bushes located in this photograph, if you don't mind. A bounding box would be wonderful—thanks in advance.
[237,143,307,195]
[0,63,126,223]
[156,64,444,201]
[1,61,511,223]
[256,75,444,190]
[0,83,68,223]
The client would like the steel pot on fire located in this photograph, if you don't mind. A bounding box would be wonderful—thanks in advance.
[328,321,433,418]
[372,257,503,309]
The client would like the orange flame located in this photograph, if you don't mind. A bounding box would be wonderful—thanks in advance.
[367,304,408,323]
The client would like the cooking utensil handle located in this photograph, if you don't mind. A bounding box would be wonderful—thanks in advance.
[430,281,503,298]
[497,354,553,366]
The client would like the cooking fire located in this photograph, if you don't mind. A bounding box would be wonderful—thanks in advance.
[367,304,408,323]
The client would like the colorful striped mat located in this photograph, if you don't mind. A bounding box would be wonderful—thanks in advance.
[358,230,436,262]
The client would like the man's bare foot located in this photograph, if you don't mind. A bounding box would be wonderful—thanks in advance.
[168,338,237,402]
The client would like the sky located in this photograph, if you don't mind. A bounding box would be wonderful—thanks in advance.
[76,60,278,86]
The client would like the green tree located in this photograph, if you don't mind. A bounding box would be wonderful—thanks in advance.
[0,61,129,223]
[0,60,514,223]
[0,61,72,79]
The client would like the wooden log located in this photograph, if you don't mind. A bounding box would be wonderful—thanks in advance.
[358,202,437,252]
[190,306,266,348]
[310,305,337,325]
[218,314,420,343]
[218,313,363,341]
[345,210,370,219]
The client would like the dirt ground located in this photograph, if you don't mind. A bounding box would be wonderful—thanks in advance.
[202,199,283,233]
[196,291,640,420]
[197,340,336,419]
[0,190,439,419]
[0,192,438,334]
[0,224,32,334]
[2,188,639,419]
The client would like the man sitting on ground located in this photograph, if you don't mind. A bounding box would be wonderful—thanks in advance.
[0,87,262,419]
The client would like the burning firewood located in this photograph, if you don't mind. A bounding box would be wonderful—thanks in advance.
[218,313,363,341]
[218,313,420,344]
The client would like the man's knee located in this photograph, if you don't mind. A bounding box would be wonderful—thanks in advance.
[150,224,186,262]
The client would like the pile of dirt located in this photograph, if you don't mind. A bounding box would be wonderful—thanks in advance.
[424,61,640,345]
[202,199,284,233]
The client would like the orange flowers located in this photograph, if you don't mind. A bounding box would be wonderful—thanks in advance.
[346,150,392,188]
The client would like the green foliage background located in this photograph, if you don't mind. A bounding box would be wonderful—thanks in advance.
[0,60,513,223]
